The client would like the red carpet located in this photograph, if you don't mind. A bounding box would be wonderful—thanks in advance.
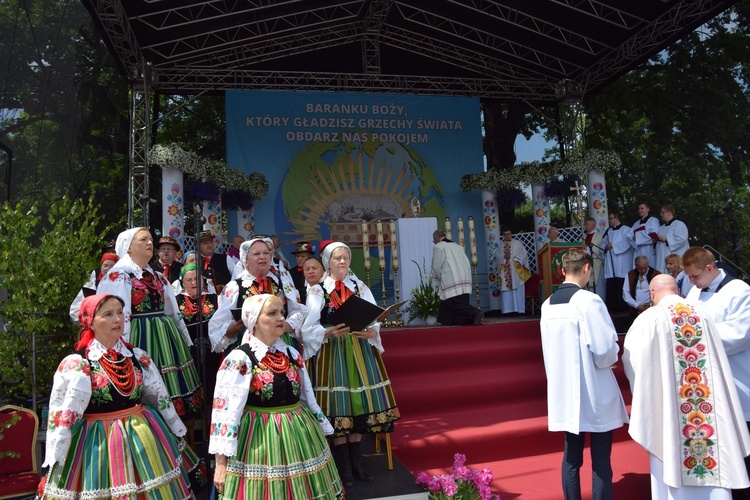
[381,321,651,499]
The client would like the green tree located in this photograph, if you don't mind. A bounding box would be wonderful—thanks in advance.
[0,196,115,400]
[581,3,750,269]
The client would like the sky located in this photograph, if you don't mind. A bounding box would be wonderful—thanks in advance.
[514,133,554,163]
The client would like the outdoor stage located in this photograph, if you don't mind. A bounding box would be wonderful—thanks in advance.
[365,318,651,500]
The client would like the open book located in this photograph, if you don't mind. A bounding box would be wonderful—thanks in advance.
[327,295,408,331]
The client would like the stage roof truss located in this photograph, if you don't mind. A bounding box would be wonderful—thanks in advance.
[82,0,739,102]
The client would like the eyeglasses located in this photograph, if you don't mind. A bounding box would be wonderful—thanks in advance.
[159,248,176,253]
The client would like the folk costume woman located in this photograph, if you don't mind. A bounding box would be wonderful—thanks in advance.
[40,294,194,499]
[209,294,343,499]
[176,263,220,407]
[68,252,119,324]
[209,236,306,354]
[301,242,400,487]
[97,227,203,422]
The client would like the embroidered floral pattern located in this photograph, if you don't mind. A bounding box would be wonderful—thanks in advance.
[130,274,165,313]
[89,360,144,404]
[48,408,81,431]
[671,302,719,481]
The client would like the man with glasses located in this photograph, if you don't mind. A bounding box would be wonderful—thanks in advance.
[654,204,689,274]
[683,246,750,496]
[153,236,183,283]
[622,255,660,319]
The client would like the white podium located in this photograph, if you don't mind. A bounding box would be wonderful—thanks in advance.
[395,217,438,324]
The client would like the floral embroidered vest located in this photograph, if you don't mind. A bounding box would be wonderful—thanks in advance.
[237,344,303,408]
[77,347,145,413]
[319,281,361,325]
[128,271,166,314]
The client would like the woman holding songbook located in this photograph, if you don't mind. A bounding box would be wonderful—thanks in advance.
[301,241,400,487]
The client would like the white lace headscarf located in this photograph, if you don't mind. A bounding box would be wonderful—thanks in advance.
[239,236,274,271]
[321,241,350,272]
[114,227,149,259]
[239,293,282,345]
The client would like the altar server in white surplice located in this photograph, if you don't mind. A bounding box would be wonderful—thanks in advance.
[623,274,750,500]
[654,204,690,274]
[631,202,660,265]
[602,211,634,313]
[497,227,529,315]
[540,248,628,500]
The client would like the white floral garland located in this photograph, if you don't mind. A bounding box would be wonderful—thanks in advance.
[460,148,621,192]
[148,143,268,199]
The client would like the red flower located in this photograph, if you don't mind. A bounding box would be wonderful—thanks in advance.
[53,409,78,428]
[139,354,151,368]
[37,476,47,498]
[250,376,264,393]
[91,372,108,390]
[173,398,185,416]
[108,271,120,281]
[702,456,717,469]
[239,363,248,376]
[213,398,226,410]
[131,290,147,306]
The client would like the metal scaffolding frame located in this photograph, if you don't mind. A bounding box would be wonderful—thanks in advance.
[77,0,738,221]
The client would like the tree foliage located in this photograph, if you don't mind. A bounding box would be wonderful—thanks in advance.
[0,196,114,399]
[0,0,129,223]
[582,4,750,267]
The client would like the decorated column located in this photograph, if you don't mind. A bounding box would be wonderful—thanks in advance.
[227,209,255,240]
[481,190,502,311]
[531,183,551,254]
[587,170,609,231]
[161,167,185,252]
[203,192,223,245]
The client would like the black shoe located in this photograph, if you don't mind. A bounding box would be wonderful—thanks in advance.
[332,443,354,487]
[349,441,375,482]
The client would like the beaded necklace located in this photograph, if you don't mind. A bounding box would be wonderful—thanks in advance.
[95,349,136,397]
[260,349,290,374]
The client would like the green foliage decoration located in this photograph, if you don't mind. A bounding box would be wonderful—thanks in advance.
[407,260,441,320]
[0,196,115,400]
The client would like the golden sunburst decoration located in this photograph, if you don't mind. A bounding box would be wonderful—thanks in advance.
[287,149,416,245]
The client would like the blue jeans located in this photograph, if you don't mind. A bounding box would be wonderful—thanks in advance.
[562,431,613,500]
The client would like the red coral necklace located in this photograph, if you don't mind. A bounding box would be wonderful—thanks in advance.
[261,350,289,374]
[98,351,136,396]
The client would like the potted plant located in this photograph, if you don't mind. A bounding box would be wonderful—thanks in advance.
[407,260,441,324]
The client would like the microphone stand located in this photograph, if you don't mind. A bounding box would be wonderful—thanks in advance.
[193,202,209,460]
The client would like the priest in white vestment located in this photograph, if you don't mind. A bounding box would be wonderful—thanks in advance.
[497,228,529,315]
[431,230,482,326]
[623,274,750,499]
[583,217,606,302]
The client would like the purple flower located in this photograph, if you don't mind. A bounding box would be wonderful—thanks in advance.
[438,475,458,496]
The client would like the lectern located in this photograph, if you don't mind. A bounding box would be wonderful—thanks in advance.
[538,241,584,300]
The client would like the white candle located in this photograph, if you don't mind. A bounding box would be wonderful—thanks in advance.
[468,216,478,265]
[376,221,385,269]
[445,217,452,241]
[362,221,370,269]
[390,220,398,268]
[457,218,465,249]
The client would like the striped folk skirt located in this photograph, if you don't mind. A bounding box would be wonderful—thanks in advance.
[221,402,343,500]
[130,311,203,419]
[310,335,400,436]
[42,404,194,499]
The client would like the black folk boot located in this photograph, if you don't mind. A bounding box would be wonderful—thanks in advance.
[332,443,354,487]
[349,441,375,482]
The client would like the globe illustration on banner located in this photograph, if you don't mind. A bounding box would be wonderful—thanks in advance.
[279,139,445,243]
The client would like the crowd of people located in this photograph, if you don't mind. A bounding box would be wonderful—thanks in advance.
[540,201,750,499]
[39,229,402,499]
[40,200,749,499]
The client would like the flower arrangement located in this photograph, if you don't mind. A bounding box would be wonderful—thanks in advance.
[416,453,497,499]
[460,148,621,192]
[407,260,441,320]
[148,142,269,202]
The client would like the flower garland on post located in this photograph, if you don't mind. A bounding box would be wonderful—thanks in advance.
[148,143,269,243]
